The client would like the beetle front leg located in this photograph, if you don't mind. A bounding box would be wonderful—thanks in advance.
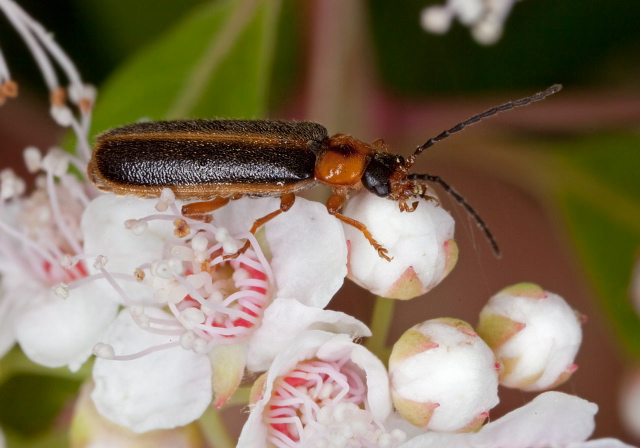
[224,193,296,259]
[326,192,392,262]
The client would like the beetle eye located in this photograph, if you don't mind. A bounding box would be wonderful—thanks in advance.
[362,153,403,197]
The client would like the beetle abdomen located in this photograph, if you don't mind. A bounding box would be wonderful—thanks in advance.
[89,119,326,199]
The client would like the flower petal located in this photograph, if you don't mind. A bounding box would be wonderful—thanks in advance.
[246,297,371,372]
[567,439,637,448]
[0,280,27,357]
[91,309,212,433]
[211,196,348,307]
[82,194,176,303]
[15,282,118,370]
[264,198,347,307]
[474,391,597,447]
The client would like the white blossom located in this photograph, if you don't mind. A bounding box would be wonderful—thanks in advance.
[87,194,370,432]
[421,0,524,45]
[399,391,635,448]
[238,331,402,448]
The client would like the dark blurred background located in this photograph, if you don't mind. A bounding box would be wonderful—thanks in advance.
[1,0,639,445]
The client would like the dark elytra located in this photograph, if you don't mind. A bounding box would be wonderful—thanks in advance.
[93,119,327,190]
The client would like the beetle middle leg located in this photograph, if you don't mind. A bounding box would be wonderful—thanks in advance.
[224,193,296,259]
[326,192,391,262]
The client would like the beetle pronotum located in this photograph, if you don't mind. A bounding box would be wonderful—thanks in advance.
[88,84,562,261]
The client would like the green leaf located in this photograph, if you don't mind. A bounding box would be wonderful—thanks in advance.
[0,373,81,437]
[548,133,640,357]
[90,0,282,137]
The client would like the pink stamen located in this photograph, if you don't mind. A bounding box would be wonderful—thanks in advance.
[265,356,371,447]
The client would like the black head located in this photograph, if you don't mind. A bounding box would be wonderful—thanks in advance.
[362,152,405,197]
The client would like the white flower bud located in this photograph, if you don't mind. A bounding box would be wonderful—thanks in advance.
[477,283,583,391]
[42,147,69,177]
[23,146,42,173]
[420,6,453,34]
[50,105,73,126]
[620,368,640,440]
[389,318,499,432]
[342,191,457,300]
[0,168,25,199]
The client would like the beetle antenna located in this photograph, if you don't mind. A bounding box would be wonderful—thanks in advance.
[407,173,500,257]
[403,84,562,170]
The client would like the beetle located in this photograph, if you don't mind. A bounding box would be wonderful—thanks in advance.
[88,84,561,261]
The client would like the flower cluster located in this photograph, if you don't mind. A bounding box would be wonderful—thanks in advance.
[420,0,524,45]
[0,1,636,447]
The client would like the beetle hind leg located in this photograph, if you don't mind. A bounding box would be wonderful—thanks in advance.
[182,197,231,220]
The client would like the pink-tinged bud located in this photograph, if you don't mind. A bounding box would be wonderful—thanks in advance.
[71,382,205,448]
[342,191,457,300]
[389,318,499,432]
[620,367,640,439]
[477,283,583,391]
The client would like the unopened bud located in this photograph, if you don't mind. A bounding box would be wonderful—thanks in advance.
[342,191,457,300]
[389,318,499,432]
[477,283,583,391]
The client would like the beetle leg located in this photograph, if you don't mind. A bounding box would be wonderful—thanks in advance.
[333,213,391,262]
[224,193,296,259]
[325,192,391,262]
[182,197,230,220]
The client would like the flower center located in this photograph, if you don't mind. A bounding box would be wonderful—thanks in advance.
[93,193,275,359]
[168,245,271,343]
[264,356,402,448]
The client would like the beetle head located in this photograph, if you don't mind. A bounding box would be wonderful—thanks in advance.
[362,152,405,197]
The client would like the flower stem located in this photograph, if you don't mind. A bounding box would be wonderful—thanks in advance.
[199,406,236,448]
[364,295,395,365]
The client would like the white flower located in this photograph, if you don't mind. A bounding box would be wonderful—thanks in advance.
[0,149,117,370]
[88,194,370,432]
[238,330,404,448]
[477,283,583,391]
[389,318,499,432]
[399,391,635,448]
[420,0,523,45]
[342,191,457,300]
[0,0,100,369]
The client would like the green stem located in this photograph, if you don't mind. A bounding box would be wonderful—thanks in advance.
[364,296,395,364]
[199,406,236,448]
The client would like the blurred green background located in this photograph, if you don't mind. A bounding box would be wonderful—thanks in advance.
[0,0,639,446]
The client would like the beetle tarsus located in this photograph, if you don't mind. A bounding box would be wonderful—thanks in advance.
[334,212,392,262]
